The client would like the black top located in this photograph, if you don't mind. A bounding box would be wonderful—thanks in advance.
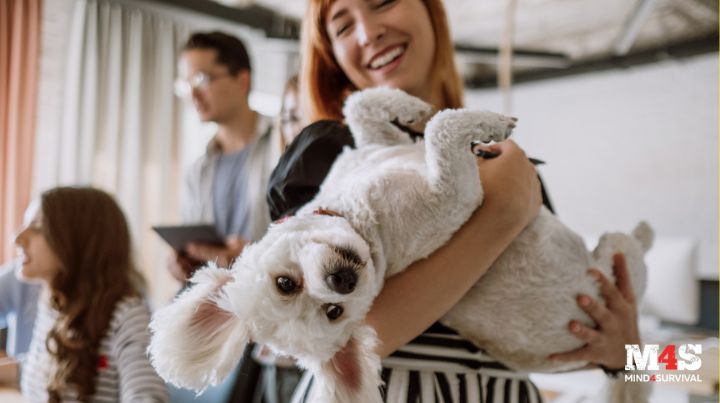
[267,120,355,221]
[267,119,554,221]
[266,119,555,336]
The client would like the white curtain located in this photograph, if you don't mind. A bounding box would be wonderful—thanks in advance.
[33,0,192,304]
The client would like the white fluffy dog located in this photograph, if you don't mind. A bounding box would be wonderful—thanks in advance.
[149,88,653,403]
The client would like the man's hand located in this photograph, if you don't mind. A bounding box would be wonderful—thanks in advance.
[167,236,247,282]
[166,253,199,283]
[0,356,19,386]
[186,236,247,268]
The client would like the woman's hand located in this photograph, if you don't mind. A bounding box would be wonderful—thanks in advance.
[476,140,542,230]
[549,253,641,369]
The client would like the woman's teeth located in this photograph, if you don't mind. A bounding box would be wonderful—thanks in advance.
[370,46,405,69]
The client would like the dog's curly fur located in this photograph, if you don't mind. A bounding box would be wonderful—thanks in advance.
[149,88,653,403]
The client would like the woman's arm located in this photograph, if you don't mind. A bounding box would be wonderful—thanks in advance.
[0,262,20,319]
[366,140,543,358]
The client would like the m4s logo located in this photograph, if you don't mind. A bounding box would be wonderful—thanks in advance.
[625,344,702,371]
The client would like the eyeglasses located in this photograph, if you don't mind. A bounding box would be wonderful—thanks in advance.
[280,114,300,126]
[174,72,230,98]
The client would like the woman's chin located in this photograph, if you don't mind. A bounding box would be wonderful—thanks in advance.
[367,79,411,96]
[17,267,46,283]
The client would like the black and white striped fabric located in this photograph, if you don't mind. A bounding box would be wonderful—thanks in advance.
[21,296,169,402]
[291,324,544,403]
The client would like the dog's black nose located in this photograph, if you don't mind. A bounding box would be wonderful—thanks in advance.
[325,268,357,294]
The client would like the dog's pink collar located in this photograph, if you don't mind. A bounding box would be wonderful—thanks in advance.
[273,208,345,224]
[312,207,344,218]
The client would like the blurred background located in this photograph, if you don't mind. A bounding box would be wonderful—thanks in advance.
[1,0,717,401]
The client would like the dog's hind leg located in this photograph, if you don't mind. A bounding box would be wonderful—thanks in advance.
[591,221,654,301]
[423,109,516,201]
[343,87,434,148]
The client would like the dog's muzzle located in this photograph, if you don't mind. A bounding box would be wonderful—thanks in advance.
[325,268,358,294]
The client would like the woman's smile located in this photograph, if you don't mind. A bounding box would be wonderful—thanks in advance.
[367,44,406,71]
[327,0,435,98]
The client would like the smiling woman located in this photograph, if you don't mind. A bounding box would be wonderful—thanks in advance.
[259,0,648,402]
[325,0,436,100]
[300,0,463,123]
[6,187,168,402]
[276,1,547,401]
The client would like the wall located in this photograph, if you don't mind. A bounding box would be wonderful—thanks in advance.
[466,53,718,280]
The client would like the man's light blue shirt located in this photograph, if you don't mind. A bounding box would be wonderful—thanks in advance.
[0,260,41,357]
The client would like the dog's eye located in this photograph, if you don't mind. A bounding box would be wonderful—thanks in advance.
[276,276,297,294]
[325,304,343,321]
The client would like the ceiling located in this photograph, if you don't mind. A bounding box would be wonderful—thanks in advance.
[203,0,718,86]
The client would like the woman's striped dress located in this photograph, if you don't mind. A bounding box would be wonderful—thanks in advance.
[291,323,544,403]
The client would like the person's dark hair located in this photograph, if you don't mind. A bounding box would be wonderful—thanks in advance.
[39,187,144,402]
[183,31,252,74]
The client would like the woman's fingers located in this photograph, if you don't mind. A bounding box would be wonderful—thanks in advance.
[587,268,625,311]
[577,294,614,330]
[613,253,636,304]
[568,320,602,344]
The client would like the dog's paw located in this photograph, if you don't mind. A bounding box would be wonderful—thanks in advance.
[343,87,434,127]
[428,109,517,145]
[632,221,654,253]
[500,115,518,139]
[472,111,517,143]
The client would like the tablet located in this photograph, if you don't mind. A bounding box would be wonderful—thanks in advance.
[152,224,226,252]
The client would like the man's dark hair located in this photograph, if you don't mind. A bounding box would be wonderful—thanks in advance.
[183,31,251,75]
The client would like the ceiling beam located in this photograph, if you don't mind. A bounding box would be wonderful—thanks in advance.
[693,0,718,14]
[456,45,570,69]
[613,0,659,56]
[466,34,718,89]
[139,0,301,39]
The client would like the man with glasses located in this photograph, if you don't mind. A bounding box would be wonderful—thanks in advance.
[169,31,289,403]
[170,31,278,280]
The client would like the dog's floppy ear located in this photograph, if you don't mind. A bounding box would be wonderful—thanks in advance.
[149,264,252,392]
[313,325,384,403]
